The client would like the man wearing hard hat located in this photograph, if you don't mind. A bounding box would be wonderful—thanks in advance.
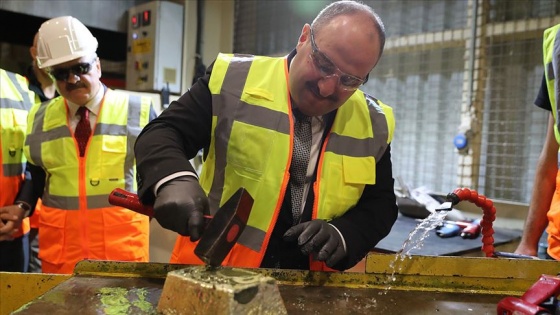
[18,16,157,274]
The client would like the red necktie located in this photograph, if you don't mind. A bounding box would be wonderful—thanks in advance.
[75,106,91,157]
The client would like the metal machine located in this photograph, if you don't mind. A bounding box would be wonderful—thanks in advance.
[5,187,560,314]
[5,256,560,314]
[126,1,183,95]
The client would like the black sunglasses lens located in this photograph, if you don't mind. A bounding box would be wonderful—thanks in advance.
[75,63,91,75]
[51,62,92,81]
[51,69,70,81]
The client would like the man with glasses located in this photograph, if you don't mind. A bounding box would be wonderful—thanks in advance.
[18,16,157,274]
[135,0,397,271]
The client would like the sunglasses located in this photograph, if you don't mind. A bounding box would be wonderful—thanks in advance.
[309,27,368,91]
[49,59,96,81]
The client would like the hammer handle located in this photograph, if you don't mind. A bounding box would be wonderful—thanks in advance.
[109,188,212,223]
[109,188,155,217]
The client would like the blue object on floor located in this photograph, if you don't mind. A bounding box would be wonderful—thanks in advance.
[436,223,462,238]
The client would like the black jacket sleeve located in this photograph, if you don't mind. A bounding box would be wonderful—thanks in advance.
[135,66,214,204]
[535,73,551,111]
[15,163,45,213]
[329,145,398,270]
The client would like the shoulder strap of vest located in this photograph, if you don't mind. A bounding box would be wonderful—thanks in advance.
[127,93,142,118]
[104,88,142,121]
[5,71,33,111]
[544,25,560,81]
[364,92,394,147]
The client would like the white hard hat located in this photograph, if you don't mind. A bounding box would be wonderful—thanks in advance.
[36,16,98,69]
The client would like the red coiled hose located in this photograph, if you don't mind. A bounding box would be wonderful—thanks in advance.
[446,187,496,257]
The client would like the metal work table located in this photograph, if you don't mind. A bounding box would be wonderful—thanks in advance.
[375,214,522,256]
[5,254,560,314]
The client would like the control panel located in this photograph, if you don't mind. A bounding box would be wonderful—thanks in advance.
[126,1,183,94]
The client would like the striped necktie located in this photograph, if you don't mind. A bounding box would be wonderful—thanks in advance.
[290,110,312,225]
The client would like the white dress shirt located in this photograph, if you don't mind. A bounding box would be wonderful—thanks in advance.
[66,86,104,132]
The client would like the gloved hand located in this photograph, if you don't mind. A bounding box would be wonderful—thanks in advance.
[153,176,209,241]
[283,219,346,268]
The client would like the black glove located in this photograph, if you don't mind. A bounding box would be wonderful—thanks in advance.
[153,176,209,241]
[283,219,346,268]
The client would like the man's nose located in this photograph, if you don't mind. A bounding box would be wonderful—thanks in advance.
[65,73,80,84]
[317,75,338,97]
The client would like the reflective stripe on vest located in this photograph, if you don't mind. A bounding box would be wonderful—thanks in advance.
[24,90,150,209]
[1,69,34,237]
[171,53,395,269]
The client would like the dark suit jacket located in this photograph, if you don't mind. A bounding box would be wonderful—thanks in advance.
[135,50,398,271]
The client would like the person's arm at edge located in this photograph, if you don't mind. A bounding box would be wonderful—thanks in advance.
[14,163,45,214]
[515,114,558,256]
[328,145,399,270]
[0,165,37,239]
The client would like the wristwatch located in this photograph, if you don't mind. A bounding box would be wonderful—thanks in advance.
[16,201,32,218]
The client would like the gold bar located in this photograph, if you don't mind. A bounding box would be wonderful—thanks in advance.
[158,266,287,315]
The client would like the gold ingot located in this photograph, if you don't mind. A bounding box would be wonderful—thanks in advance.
[158,266,287,315]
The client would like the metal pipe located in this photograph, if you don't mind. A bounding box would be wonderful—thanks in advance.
[467,0,479,108]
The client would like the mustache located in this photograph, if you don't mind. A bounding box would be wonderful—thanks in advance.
[65,82,86,91]
[306,81,338,103]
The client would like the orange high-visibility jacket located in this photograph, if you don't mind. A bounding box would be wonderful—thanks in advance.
[24,89,154,274]
[0,69,35,238]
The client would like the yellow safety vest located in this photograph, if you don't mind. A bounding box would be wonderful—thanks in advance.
[0,69,35,238]
[23,89,152,273]
[171,53,395,270]
[543,24,560,260]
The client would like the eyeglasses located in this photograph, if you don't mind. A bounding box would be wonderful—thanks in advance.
[309,27,368,91]
[49,59,96,81]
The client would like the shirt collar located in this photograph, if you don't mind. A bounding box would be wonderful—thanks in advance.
[67,84,105,117]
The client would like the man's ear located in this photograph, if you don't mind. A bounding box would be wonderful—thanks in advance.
[296,24,311,49]
[30,46,37,60]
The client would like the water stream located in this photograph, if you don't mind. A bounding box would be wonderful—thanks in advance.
[383,211,448,292]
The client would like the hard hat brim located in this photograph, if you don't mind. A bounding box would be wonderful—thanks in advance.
[38,52,93,69]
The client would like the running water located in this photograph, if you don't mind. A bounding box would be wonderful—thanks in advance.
[382,210,448,293]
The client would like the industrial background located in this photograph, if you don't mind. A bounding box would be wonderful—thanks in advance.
[2,0,554,205]
[0,0,560,314]
[0,0,557,258]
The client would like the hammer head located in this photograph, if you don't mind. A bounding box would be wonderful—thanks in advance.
[194,188,254,267]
